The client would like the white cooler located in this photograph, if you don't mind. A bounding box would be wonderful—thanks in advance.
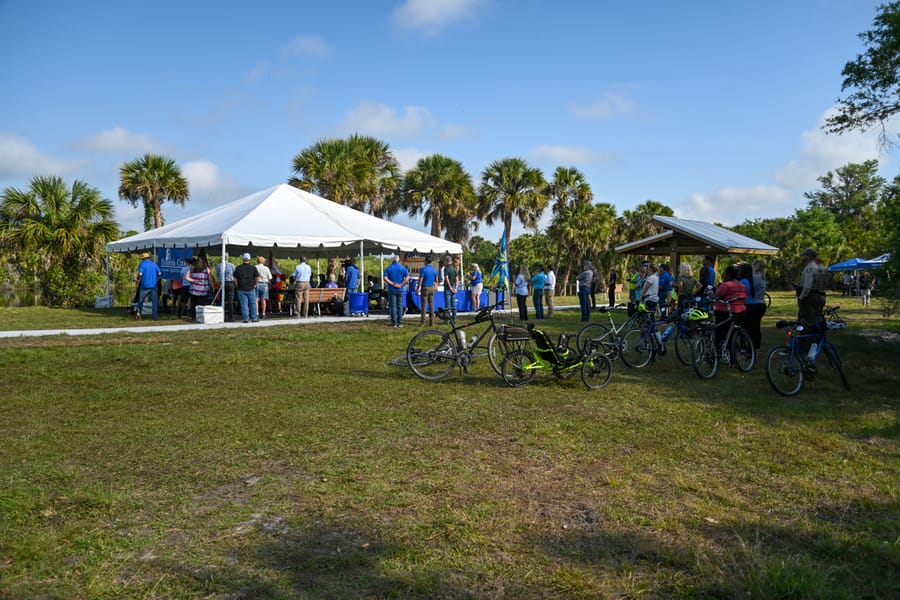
[196,305,224,324]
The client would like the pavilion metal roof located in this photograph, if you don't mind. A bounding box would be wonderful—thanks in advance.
[615,216,779,256]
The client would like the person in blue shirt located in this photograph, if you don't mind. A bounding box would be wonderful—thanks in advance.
[468,263,484,311]
[383,256,410,327]
[699,255,717,295]
[134,252,162,320]
[344,258,360,292]
[530,264,547,320]
[416,256,439,325]
[657,263,674,317]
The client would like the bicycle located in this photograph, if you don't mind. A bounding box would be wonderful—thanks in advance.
[405,303,531,381]
[689,297,756,379]
[616,306,671,369]
[575,303,653,359]
[765,306,849,396]
[500,324,612,390]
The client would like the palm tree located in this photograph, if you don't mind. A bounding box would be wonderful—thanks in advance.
[290,134,402,218]
[546,166,593,288]
[547,201,616,295]
[119,154,189,231]
[0,176,119,305]
[402,154,477,242]
[477,157,548,247]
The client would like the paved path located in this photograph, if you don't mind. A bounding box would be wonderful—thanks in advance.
[0,313,380,339]
[0,304,586,339]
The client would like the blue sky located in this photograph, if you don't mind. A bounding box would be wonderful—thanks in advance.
[1,0,895,240]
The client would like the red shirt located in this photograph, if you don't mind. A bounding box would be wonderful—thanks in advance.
[714,280,746,313]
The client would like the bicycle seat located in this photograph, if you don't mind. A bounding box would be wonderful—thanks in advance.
[775,320,797,329]
[437,308,453,322]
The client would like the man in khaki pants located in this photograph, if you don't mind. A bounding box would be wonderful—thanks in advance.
[544,265,556,318]
[292,256,312,317]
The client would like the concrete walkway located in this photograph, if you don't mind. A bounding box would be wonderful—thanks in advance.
[0,304,586,339]
[0,313,381,339]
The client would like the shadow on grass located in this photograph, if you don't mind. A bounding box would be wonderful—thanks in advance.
[527,497,900,598]
[218,517,473,599]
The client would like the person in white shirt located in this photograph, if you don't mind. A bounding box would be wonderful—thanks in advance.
[544,265,556,318]
[641,263,660,313]
[255,256,273,318]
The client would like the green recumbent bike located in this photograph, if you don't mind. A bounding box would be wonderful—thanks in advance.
[500,323,612,390]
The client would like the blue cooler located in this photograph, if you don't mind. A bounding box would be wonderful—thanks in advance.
[348,292,369,316]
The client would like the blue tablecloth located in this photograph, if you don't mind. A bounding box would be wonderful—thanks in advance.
[407,289,504,312]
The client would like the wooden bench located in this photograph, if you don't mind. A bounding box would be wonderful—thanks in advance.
[303,287,346,315]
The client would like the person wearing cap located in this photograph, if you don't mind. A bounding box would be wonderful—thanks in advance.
[469,263,483,311]
[234,253,260,323]
[383,256,410,327]
[216,253,236,322]
[255,256,273,318]
[576,261,594,322]
[134,252,162,320]
[797,248,828,326]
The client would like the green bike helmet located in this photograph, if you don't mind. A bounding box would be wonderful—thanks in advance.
[685,308,709,321]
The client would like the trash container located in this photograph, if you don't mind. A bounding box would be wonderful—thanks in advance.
[348,292,369,316]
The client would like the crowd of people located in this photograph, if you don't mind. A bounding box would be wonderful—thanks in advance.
[134,249,867,340]
[137,253,365,322]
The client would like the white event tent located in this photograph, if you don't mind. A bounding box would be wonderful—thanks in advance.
[106,183,463,306]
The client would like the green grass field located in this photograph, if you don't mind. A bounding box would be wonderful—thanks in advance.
[1,293,897,599]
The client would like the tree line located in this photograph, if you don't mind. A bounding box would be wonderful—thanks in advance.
[2,2,899,308]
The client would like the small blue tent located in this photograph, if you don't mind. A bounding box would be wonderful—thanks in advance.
[828,258,867,272]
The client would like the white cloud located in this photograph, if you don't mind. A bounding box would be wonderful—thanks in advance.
[283,35,331,59]
[393,147,431,173]
[393,0,486,33]
[78,126,163,154]
[676,106,898,226]
[678,186,794,225]
[339,101,436,137]
[531,144,613,166]
[0,132,88,178]
[570,93,637,119]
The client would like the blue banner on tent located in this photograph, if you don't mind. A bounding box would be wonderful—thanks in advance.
[158,248,195,280]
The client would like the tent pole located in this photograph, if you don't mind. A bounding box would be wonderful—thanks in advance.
[104,249,110,301]
[221,240,226,310]
[358,241,364,292]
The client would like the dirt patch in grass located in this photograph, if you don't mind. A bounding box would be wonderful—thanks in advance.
[859,328,900,343]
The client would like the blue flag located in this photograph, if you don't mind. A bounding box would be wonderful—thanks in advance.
[491,231,509,289]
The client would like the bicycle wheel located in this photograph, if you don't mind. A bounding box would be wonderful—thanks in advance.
[619,327,654,369]
[691,333,719,379]
[674,328,696,366]
[406,329,456,381]
[765,292,772,308]
[581,351,612,390]
[822,342,850,390]
[576,323,610,355]
[731,329,756,372]
[765,344,804,396]
[501,349,536,387]
[486,331,508,376]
